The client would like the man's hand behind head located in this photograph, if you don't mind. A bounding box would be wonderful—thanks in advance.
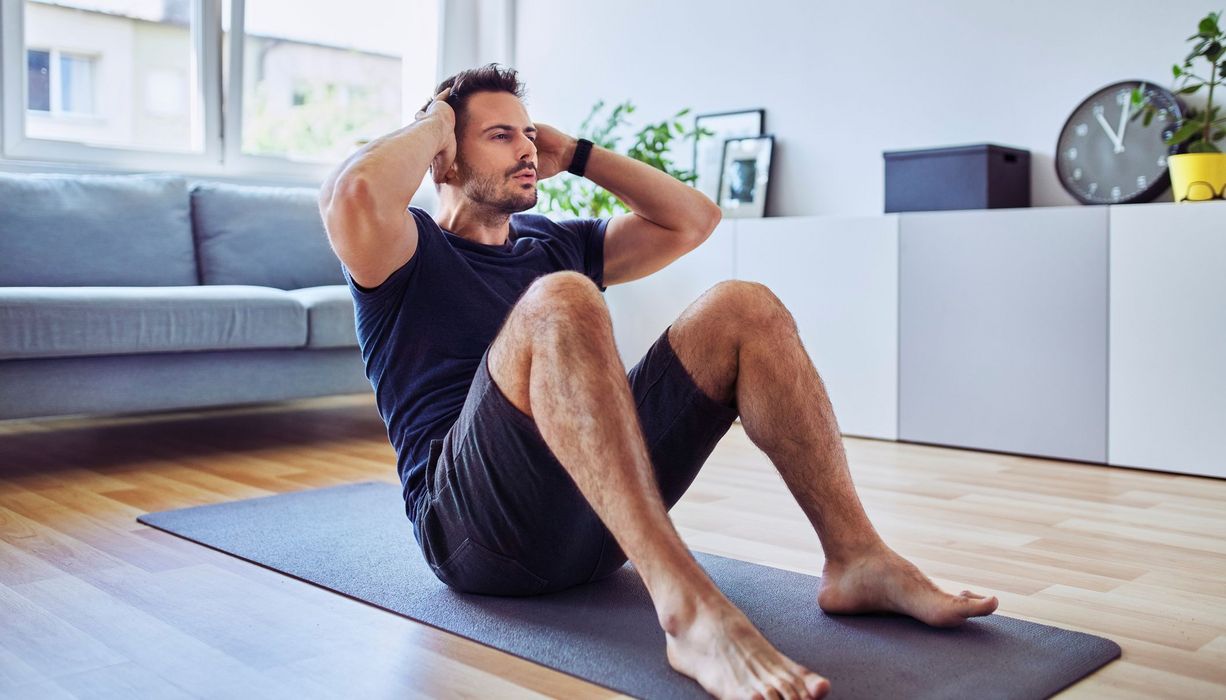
[416,87,457,185]
[533,123,578,181]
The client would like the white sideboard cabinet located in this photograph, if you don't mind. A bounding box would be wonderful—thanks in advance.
[1109,201,1226,478]
[897,206,1110,463]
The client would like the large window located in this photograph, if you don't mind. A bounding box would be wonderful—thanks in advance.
[1,0,440,179]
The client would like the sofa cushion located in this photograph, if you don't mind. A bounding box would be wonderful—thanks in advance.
[191,182,344,290]
[285,286,359,348]
[0,173,196,287]
[0,286,307,360]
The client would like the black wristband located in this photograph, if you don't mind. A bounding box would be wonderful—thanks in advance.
[567,138,594,177]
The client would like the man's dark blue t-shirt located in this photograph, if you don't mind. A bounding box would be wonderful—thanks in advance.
[341,206,609,529]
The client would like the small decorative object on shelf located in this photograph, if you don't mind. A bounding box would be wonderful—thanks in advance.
[1055,81,1184,205]
[693,109,765,203]
[1131,10,1226,202]
[717,135,775,219]
[883,144,1030,213]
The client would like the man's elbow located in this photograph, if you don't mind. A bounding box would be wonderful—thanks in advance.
[686,201,722,247]
[318,161,354,216]
[320,174,374,237]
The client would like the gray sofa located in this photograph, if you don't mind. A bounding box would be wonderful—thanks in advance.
[0,172,370,421]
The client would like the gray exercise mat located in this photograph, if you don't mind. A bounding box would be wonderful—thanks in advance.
[137,481,1120,699]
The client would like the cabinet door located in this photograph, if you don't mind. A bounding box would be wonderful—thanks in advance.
[899,207,1108,462]
[605,221,736,368]
[1109,201,1226,478]
[736,216,899,440]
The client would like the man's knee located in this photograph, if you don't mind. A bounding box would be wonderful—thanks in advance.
[496,271,607,354]
[488,272,611,418]
[517,271,608,327]
[703,280,794,334]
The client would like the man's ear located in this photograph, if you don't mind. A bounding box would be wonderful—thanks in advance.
[440,162,460,185]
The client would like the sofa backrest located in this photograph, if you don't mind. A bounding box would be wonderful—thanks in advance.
[0,172,196,286]
[191,182,344,290]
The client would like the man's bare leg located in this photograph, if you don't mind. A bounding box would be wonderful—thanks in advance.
[489,272,827,700]
[666,280,999,627]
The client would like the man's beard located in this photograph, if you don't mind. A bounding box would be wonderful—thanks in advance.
[458,158,538,215]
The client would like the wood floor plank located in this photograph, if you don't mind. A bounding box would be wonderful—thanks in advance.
[890,541,1123,594]
[1023,534,1226,578]
[13,572,370,698]
[2,679,78,700]
[0,489,196,574]
[49,661,203,700]
[0,538,68,586]
[0,506,128,578]
[0,583,128,679]
[1053,517,1226,555]
[1083,660,1226,698]
[1031,584,1225,646]
[1105,637,1226,685]
[0,644,46,690]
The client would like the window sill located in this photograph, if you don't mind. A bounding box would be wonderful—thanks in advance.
[26,110,107,126]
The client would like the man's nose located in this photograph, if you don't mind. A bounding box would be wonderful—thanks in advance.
[517,133,536,158]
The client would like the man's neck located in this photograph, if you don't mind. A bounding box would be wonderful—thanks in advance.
[436,197,512,246]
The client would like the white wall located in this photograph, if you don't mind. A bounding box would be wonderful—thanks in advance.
[513,0,1222,216]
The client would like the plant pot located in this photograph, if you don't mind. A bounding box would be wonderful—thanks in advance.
[1169,152,1226,202]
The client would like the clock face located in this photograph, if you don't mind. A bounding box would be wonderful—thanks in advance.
[1056,81,1183,205]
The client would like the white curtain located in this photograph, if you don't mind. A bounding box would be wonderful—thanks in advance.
[436,0,516,81]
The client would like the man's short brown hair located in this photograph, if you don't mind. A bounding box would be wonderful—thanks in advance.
[425,63,527,139]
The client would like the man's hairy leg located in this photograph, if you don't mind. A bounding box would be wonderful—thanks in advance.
[666,280,999,629]
[489,271,826,700]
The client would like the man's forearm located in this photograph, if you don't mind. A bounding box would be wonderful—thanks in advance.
[581,143,721,235]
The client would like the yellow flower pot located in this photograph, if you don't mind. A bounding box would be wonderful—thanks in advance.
[1169,152,1226,202]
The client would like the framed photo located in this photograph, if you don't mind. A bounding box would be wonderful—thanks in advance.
[693,109,764,202]
[717,135,774,218]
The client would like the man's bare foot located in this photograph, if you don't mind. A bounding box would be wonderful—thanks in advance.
[660,594,830,699]
[817,545,999,627]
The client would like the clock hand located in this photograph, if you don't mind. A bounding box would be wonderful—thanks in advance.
[1094,110,1123,150]
[1115,94,1130,153]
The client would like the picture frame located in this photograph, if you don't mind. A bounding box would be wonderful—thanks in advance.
[717,135,775,219]
[693,109,765,202]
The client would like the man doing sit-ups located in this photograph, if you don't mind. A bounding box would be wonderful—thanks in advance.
[318,63,998,700]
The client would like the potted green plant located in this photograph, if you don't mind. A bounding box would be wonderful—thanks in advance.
[1133,10,1226,201]
[535,100,712,217]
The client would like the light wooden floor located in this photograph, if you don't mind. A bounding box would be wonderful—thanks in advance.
[1,394,1223,699]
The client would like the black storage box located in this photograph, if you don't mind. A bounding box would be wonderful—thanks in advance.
[883,143,1030,213]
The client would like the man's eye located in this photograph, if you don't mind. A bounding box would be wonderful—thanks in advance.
[494,134,507,140]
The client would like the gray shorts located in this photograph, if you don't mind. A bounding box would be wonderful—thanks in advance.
[415,325,739,596]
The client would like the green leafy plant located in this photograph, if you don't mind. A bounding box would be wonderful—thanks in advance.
[1132,10,1226,153]
[535,100,713,217]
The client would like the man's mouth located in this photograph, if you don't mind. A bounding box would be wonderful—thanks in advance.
[513,170,536,182]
